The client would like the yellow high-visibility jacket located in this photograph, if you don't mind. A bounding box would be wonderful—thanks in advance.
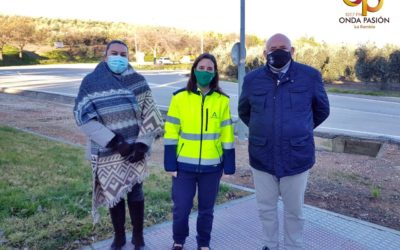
[164,88,235,174]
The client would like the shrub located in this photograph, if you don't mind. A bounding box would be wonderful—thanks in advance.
[42,50,70,61]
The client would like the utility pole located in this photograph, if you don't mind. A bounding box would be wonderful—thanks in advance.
[200,32,204,54]
[237,0,246,140]
[134,31,138,54]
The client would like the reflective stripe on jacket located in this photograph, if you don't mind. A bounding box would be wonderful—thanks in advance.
[164,88,235,174]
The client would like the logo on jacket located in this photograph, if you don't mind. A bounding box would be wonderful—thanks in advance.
[211,112,218,118]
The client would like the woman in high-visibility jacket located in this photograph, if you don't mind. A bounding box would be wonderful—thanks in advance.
[164,53,236,250]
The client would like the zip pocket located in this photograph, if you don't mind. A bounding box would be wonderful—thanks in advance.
[214,141,223,163]
[176,143,185,160]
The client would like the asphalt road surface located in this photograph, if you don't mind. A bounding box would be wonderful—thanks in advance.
[1,64,399,141]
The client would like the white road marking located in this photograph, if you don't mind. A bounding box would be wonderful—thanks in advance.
[149,79,187,88]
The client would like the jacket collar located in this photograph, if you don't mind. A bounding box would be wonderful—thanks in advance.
[264,61,299,85]
[190,87,215,96]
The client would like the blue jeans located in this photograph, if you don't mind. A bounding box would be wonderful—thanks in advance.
[172,169,223,247]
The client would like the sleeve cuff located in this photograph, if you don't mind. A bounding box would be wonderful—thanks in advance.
[79,120,115,147]
[223,148,236,174]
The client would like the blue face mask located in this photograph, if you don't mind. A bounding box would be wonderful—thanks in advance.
[107,55,128,74]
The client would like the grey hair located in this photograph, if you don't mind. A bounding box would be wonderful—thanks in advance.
[104,40,128,56]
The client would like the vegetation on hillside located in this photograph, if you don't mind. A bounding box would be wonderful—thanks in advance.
[0,15,399,89]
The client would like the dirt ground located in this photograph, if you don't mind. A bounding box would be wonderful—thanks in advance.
[0,92,399,231]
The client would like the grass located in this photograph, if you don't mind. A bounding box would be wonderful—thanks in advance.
[0,45,40,66]
[0,126,250,249]
[370,186,381,199]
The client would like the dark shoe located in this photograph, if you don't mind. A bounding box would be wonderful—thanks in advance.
[109,200,126,249]
[132,236,145,250]
[110,237,126,250]
[172,243,184,250]
[134,245,146,250]
[128,200,145,249]
[197,247,210,250]
[262,247,270,250]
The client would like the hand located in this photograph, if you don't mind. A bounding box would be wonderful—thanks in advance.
[128,151,145,163]
[169,171,177,177]
[106,134,134,157]
[128,143,149,163]
[118,142,134,157]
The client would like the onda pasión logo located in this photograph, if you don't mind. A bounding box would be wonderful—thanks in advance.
[343,0,384,16]
[340,0,389,29]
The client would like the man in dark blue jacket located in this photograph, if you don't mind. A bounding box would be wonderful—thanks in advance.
[238,33,330,250]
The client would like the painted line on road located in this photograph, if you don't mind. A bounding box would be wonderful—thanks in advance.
[149,79,187,88]
[141,71,189,76]
[331,107,400,118]
[148,83,180,90]
[0,78,84,88]
[331,94,400,105]
[157,104,169,111]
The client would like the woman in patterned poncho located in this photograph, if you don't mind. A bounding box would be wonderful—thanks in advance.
[73,40,164,250]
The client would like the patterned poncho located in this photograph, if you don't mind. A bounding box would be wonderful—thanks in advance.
[74,62,164,222]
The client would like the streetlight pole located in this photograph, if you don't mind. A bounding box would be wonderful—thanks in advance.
[237,0,246,140]
[200,32,204,54]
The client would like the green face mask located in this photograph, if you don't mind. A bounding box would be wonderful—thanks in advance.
[194,70,215,87]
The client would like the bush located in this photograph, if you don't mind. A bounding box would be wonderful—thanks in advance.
[387,50,400,84]
[42,50,70,61]
[353,45,400,89]
[322,46,357,82]
[144,53,155,63]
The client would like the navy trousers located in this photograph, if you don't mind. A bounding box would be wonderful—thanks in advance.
[172,169,223,247]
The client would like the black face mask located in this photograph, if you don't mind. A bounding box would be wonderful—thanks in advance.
[267,49,292,69]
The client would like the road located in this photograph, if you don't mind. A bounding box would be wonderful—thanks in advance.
[1,64,399,141]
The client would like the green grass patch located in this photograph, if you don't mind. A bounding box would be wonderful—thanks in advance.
[0,126,249,249]
[370,185,381,199]
[327,87,400,97]
[0,45,40,66]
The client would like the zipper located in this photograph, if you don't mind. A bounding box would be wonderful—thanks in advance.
[272,81,278,172]
[199,95,206,168]
[205,108,209,131]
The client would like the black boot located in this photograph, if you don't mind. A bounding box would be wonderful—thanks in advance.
[109,200,126,250]
[128,199,145,250]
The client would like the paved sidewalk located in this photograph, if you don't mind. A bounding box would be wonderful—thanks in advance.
[82,194,400,250]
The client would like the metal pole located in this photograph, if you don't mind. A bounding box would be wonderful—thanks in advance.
[237,0,246,140]
[201,32,204,54]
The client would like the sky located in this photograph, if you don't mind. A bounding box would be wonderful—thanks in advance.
[1,0,398,46]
